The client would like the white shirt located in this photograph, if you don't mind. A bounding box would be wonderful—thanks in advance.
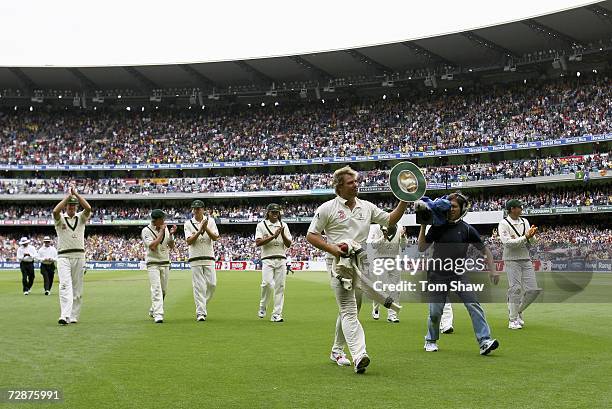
[17,244,38,262]
[142,224,174,265]
[255,220,292,259]
[369,225,406,258]
[184,217,218,266]
[308,196,390,258]
[54,210,89,259]
[498,216,532,260]
[38,245,58,264]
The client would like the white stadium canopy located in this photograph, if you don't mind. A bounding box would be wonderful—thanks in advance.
[0,0,604,67]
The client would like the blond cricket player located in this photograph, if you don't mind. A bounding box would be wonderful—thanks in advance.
[142,209,176,324]
[184,200,219,322]
[52,185,91,325]
[256,203,292,322]
[306,166,408,374]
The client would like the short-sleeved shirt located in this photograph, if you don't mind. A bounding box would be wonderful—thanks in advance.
[54,211,89,259]
[184,217,218,266]
[424,220,485,275]
[255,220,292,259]
[308,196,390,259]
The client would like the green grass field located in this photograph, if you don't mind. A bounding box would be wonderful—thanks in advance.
[1,269,611,409]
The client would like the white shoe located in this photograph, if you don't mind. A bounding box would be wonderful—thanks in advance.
[518,314,525,326]
[24,291,29,296]
[480,339,499,355]
[330,351,351,366]
[44,290,50,296]
[424,341,439,352]
[387,316,400,323]
[354,354,370,374]
[154,317,163,324]
[372,308,380,320]
[508,320,523,330]
[197,315,206,322]
[270,314,284,322]
[69,318,78,324]
[148,308,154,318]
[257,309,265,319]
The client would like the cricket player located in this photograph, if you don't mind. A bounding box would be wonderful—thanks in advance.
[498,199,540,330]
[418,192,500,355]
[307,165,408,373]
[255,203,292,322]
[142,209,176,324]
[184,200,219,322]
[37,236,58,296]
[370,222,406,323]
[52,186,91,325]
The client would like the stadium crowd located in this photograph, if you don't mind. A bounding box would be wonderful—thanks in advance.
[2,75,610,165]
[0,153,609,195]
[0,233,325,263]
[2,224,609,263]
[1,184,610,224]
[486,224,612,261]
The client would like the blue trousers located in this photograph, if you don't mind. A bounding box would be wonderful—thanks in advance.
[425,273,492,346]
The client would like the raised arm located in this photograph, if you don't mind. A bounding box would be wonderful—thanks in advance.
[52,195,70,221]
[71,186,92,217]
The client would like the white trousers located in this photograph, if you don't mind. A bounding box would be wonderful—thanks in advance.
[191,264,217,316]
[147,265,169,320]
[57,257,85,321]
[327,259,366,362]
[372,266,401,320]
[440,302,454,331]
[259,258,287,316]
[505,259,538,320]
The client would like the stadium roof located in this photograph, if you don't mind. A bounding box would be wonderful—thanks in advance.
[0,0,610,94]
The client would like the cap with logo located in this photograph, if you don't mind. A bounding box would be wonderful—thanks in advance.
[191,200,205,208]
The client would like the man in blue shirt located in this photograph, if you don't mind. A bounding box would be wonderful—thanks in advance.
[418,192,500,355]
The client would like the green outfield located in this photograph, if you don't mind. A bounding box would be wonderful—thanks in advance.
[1,269,611,409]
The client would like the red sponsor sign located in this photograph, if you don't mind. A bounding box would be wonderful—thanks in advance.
[229,261,247,270]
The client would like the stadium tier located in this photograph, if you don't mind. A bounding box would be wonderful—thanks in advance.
[1,183,610,224]
[1,73,610,167]
[0,153,610,195]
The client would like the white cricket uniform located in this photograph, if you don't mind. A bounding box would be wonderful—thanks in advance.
[498,216,538,320]
[308,196,390,362]
[255,219,292,317]
[370,225,406,320]
[184,217,219,317]
[54,210,89,322]
[142,224,174,321]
